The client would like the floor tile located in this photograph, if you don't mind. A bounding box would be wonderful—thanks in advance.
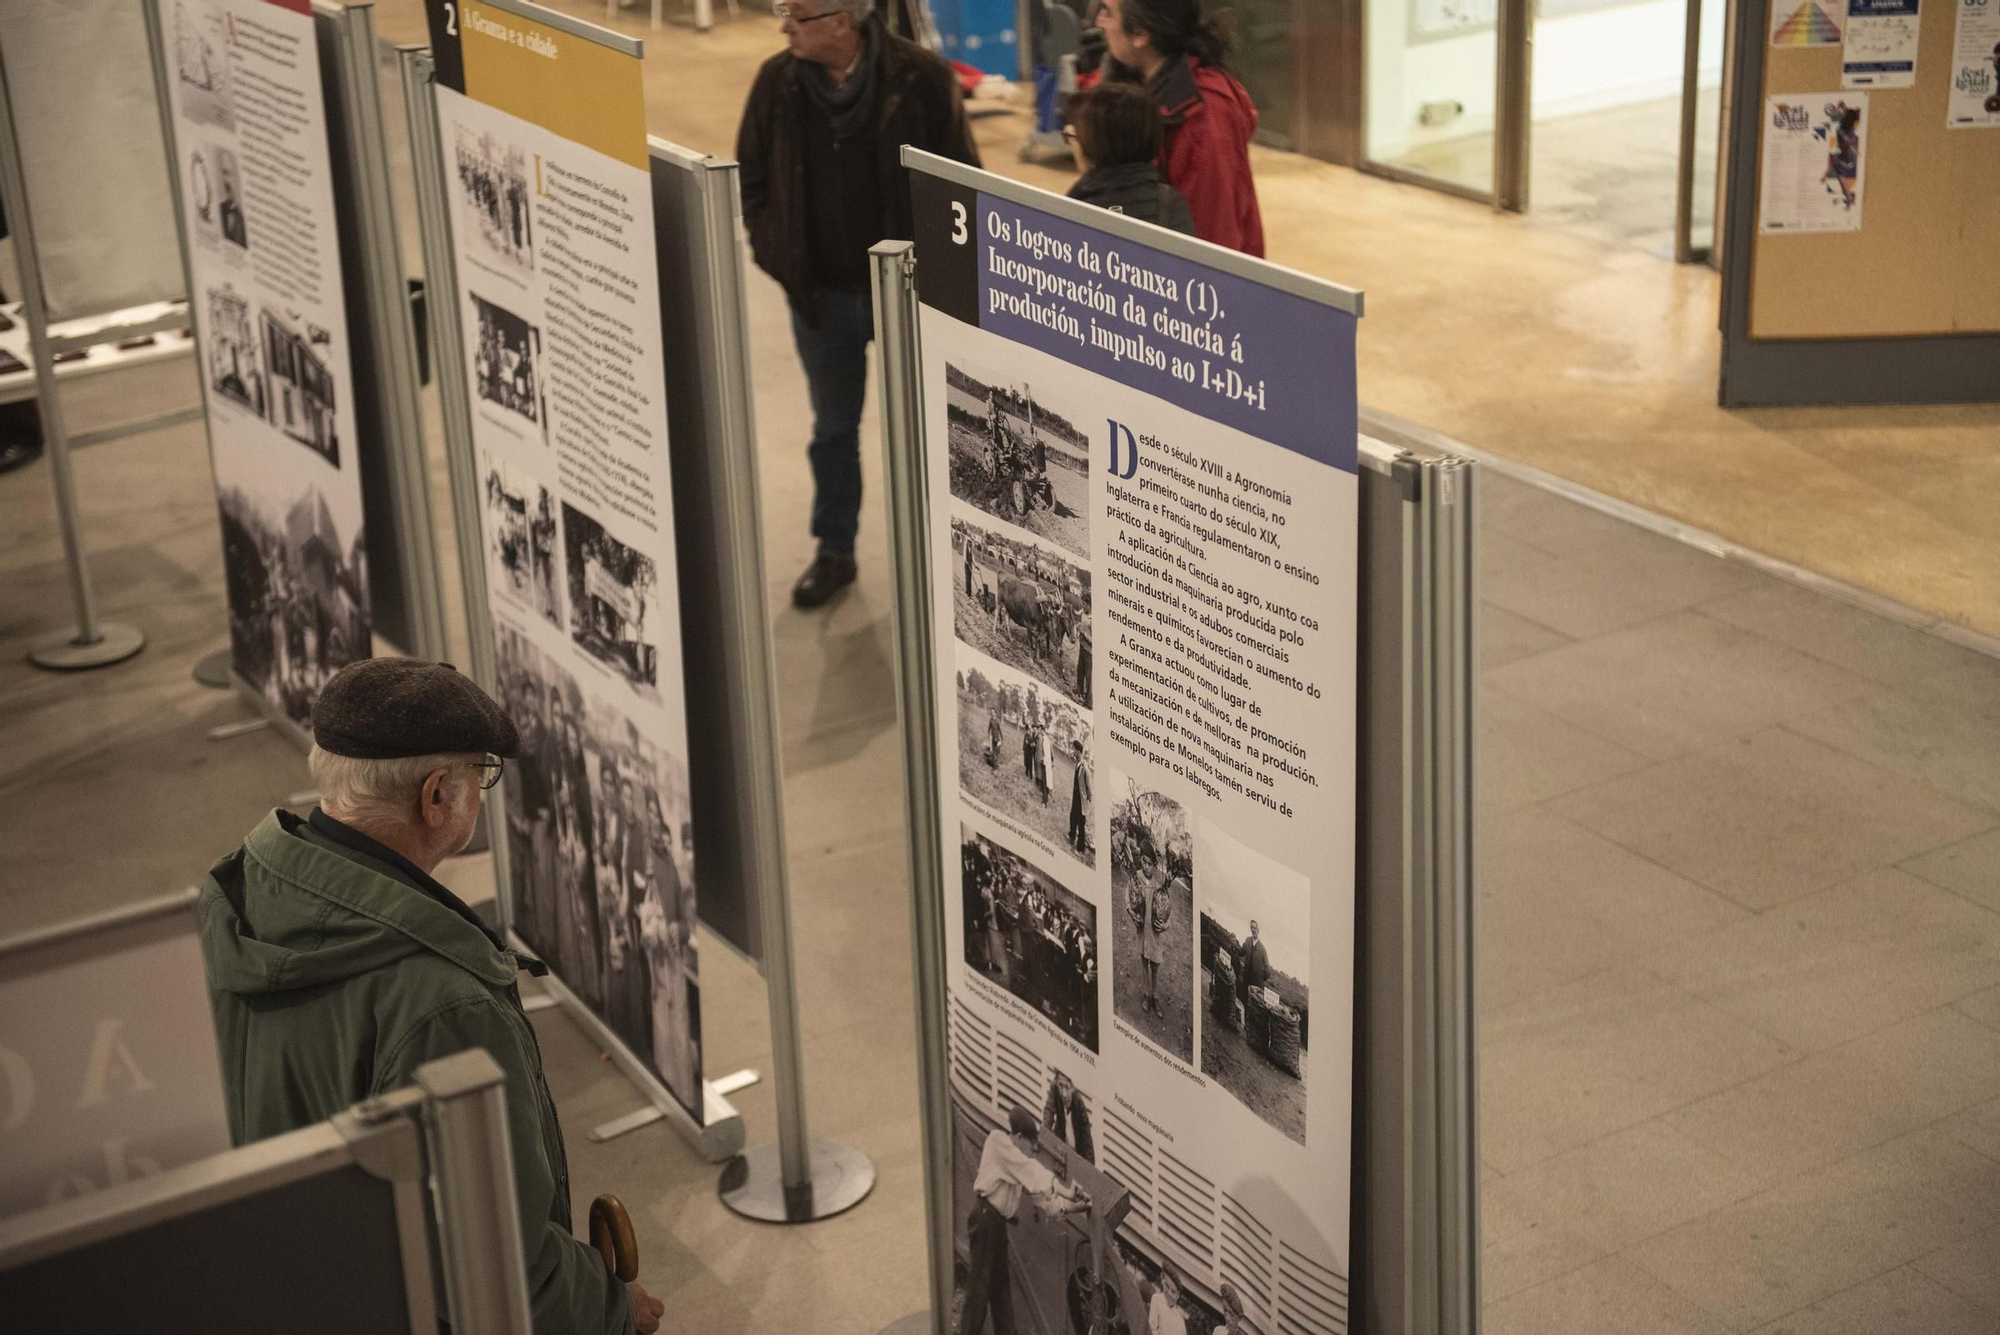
[1789,660,2000,818]
[1664,1009,2000,1181]
[1959,988,2000,1036]
[1484,1255,1732,1335]
[1749,1265,1999,1335]
[1485,611,1878,762]
[1481,806,1746,1013]
[1904,828,2000,916]
[1627,1125,2000,1332]
[1701,579,1992,689]
[1914,1223,2000,1320]
[1479,690,1650,812]
[1481,969,1798,1173]
[1480,600,1575,669]
[1948,1096,2000,1165]
[1483,1119,1767,1302]
[1480,530,1757,643]
[1644,867,2000,1053]
[1551,728,1994,910]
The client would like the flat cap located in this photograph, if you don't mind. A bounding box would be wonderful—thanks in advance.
[311,658,520,760]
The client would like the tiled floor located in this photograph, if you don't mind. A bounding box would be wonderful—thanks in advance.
[1472,470,2000,1335]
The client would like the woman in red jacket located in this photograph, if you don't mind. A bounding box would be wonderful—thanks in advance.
[1092,0,1264,256]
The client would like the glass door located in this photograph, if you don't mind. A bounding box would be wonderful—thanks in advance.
[1362,0,1529,202]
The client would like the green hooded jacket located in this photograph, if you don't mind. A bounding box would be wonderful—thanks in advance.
[199,810,633,1335]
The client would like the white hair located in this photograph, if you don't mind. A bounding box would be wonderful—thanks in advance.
[308,746,480,837]
[823,0,875,22]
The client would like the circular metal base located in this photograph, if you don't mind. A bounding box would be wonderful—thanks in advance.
[28,622,145,671]
[192,648,234,689]
[878,1312,934,1335]
[718,1139,875,1224]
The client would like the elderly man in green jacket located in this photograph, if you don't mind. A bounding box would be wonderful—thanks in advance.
[198,658,664,1335]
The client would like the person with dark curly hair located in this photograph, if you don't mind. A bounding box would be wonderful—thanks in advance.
[1093,0,1263,254]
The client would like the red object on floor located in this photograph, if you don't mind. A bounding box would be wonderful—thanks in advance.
[951,60,985,96]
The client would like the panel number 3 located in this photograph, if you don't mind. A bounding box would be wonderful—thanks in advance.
[951,201,968,246]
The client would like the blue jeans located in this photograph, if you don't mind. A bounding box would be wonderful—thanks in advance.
[789,290,875,557]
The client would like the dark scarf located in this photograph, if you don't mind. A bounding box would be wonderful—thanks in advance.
[799,16,883,141]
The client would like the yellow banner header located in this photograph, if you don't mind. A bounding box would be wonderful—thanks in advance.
[459,1,647,169]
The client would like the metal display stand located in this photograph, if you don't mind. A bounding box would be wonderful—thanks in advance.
[396,47,758,1169]
[0,1049,533,1335]
[871,229,1479,1330]
[644,138,872,1222]
[0,44,170,671]
[141,0,452,746]
[314,0,452,667]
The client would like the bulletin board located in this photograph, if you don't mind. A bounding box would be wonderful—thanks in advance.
[1748,0,2000,339]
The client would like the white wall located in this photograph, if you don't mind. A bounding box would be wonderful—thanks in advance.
[1364,0,1727,161]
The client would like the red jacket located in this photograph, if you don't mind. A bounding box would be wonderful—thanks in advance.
[1157,59,1264,257]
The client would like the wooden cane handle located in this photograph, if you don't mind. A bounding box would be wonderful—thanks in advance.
[589,1194,639,1281]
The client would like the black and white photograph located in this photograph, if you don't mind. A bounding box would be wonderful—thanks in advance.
[174,1,234,130]
[1200,822,1309,1145]
[454,125,536,275]
[260,305,338,466]
[956,647,1095,868]
[1108,773,1194,1064]
[945,361,1090,560]
[216,146,248,249]
[949,1098,1252,1335]
[495,624,703,1117]
[471,292,546,433]
[188,144,249,253]
[482,455,562,627]
[216,482,371,726]
[205,284,264,417]
[952,514,1091,709]
[563,502,662,703]
[961,825,1099,1051]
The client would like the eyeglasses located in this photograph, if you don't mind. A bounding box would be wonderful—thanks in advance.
[773,2,843,20]
[470,756,505,791]
[1061,126,1079,143]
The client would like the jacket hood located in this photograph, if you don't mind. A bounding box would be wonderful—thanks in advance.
[200,810,515,996]
[1184,60,1258,142]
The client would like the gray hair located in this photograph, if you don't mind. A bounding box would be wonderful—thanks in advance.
[821,0,875,22]
[308,746,480,835]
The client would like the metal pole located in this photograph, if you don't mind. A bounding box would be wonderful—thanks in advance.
[702,154,871,1223]
[414,1050,535,1335]
[0,38,145,670]
[1424,460,1479,1334]
[397,46,513,934]
[330,3,453,664]
[1673,0,1705,264]
[871,240,956,1332]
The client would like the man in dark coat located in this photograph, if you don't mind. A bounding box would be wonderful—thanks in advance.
[737,0,980,608]
[1237,918,1270,1009]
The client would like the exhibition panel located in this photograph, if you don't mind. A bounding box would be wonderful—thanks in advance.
[402,0,754,1161]
[149,0,374,733]
[0,0,184,324]
[0,890,230,1220]
[875,151,1478,1335]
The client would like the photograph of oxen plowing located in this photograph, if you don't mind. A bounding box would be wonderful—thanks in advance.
[956,647,1095,870]
[951,513,1092,710]
[944,360,1090,560]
